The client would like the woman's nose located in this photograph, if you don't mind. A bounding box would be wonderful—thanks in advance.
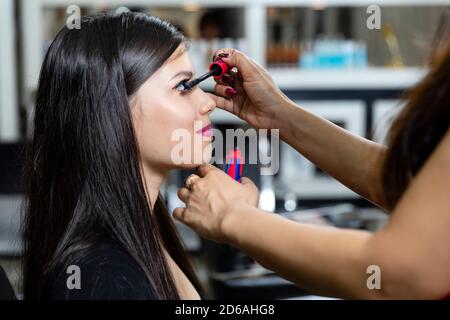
[196,88,216,115]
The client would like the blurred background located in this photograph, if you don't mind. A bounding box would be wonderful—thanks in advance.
[0,0,449,299]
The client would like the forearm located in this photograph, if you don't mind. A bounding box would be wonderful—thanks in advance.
[223,205,386,299]
[274,101,387,208]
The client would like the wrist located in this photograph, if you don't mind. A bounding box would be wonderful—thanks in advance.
[220,203,254,245]
[279,100,305,145]
[271,96,297,131]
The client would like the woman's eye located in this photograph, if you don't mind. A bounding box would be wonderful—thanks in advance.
[174,78,191,90]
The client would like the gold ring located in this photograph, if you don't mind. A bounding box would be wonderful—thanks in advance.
[185,175,197,190]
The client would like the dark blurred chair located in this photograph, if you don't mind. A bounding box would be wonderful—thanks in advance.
[0,143,25,194]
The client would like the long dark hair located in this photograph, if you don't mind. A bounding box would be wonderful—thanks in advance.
[381,20,450,209]
[22,12,203,300]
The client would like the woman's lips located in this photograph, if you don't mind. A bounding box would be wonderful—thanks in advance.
[196,123,213,137]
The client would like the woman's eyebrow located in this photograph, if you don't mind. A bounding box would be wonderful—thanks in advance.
[170,71,193,80]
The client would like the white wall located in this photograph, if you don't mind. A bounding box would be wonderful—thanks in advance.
[0,0,19,142]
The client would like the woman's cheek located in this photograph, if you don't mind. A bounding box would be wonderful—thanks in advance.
[162,100,198,166]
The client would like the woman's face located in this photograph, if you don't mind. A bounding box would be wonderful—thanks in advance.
[131,45,216,173]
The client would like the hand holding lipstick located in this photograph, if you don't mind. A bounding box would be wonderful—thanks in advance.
[174,163,259,243]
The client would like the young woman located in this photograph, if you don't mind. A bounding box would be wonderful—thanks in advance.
[21,13,215,300]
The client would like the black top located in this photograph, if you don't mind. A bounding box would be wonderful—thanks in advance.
[51,239,156,300]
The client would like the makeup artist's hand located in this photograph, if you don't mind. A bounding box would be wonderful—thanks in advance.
[173,164,259,243]
[208,49,293,130]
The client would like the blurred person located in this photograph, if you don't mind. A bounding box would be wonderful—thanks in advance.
[199,9,226,39]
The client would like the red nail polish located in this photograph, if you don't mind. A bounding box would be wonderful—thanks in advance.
[225,88,237,97]
[213,53,229,62]
[222,75,234,85]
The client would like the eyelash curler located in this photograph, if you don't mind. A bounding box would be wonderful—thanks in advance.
[224,148,243,182]
[176,60,229,92]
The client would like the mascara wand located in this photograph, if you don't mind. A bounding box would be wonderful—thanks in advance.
[176,60,229,92]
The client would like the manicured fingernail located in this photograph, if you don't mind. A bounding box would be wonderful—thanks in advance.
[222,74,234,85]
[225,87,237,97]
[214,53,229,61]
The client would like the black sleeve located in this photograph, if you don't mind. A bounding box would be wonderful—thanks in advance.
[51,241,156,300]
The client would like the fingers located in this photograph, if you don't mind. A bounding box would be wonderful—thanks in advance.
[197,163,217,177]
[212,49,235,62]
[221,74,235,86]
[214,73,235,88]
[173,207,186,222]
[215,83,239,99]
[212,48,253,81]
[177,187,190,204]
[173,207,195,229]
[184,173,200,190]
